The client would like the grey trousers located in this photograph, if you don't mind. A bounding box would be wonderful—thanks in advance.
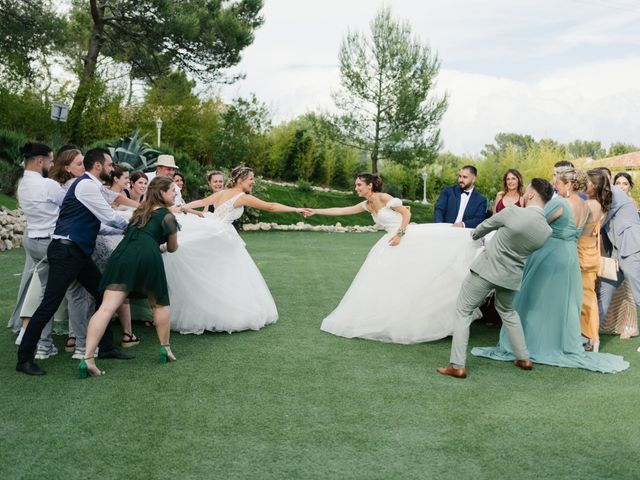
[450,271,530,368]
[9,237,90,351]
[598,251,640,325]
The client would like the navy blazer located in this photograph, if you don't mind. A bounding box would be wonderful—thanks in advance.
[434,185,488,228]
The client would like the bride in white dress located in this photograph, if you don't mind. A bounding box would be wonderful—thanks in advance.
[163,166,309,334]
[307,173,484,344]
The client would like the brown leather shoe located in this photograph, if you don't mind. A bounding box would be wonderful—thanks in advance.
[514,359,533,370]
[436,363,467,379]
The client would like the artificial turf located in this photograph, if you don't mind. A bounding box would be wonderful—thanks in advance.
[0,232,638,479]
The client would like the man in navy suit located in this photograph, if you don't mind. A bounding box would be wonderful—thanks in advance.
[434,165,487,228]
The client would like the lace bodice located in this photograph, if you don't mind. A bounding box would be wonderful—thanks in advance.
[212,193,245,224]
[361,198,403,233]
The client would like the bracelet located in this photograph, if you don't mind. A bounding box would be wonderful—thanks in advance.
[396,228,406,237]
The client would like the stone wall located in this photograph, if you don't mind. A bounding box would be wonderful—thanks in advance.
[0,207,25,251]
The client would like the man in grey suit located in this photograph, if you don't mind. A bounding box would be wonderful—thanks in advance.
[597,179,640,324]
[438,178,554,379]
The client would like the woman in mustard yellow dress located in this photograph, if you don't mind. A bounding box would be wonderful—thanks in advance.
[578,169,610,352]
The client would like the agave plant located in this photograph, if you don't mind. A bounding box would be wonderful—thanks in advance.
[108,129,159,172]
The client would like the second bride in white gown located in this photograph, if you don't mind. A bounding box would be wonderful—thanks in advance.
[307,173,484,344]
[163,166,309,334]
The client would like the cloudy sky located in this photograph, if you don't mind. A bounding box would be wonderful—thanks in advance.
[218,0,640,155]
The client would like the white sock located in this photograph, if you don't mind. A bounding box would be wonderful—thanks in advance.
[15,327,25,345]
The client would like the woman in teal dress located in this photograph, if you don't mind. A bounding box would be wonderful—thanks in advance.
[80,176,180,378]
[472,167,629,373]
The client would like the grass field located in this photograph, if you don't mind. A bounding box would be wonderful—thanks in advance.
[0,232,638,479]
[0,192,18,210]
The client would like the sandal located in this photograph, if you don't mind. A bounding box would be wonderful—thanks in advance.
[143,320,155,327]
[65,336,76,353]
[121,332,140,348]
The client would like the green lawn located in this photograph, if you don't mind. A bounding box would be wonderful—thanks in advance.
[1,232,638,479]
[0,192,18,210]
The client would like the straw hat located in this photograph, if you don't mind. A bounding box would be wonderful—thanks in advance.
[156,154,179,169]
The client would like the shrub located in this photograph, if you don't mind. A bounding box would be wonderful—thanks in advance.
[0,129,27,195]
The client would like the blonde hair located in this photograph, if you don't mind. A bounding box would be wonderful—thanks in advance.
[226,165,253,188]
[555,166,587,192]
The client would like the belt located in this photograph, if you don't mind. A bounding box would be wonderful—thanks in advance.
[31,236,51,240]
[55,239,76,246]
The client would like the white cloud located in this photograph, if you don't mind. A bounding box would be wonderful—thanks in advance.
[439,56,640,154]
[219,0,640,155]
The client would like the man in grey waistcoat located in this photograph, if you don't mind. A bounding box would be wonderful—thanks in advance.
[597,174,640,326]
[438,178,554,379]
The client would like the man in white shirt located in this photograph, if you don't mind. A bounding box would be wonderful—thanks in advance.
[146,154,184,206]
[434,166,488,228]
[9,143,66,352]
[17,148,131,376]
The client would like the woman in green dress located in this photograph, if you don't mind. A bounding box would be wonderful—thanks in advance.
[472,167,629,373]
[80,176,180,378]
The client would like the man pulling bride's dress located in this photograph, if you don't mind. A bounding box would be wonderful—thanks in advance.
[307,173,484,344]
[163,166,309,334]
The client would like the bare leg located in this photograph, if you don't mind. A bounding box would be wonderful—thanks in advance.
[150,299,175,361]
[117,301,137,345]
[84,290,128,375]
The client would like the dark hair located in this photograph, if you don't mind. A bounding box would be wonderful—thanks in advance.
[21,142,52,163]
[83,148,110,171]
[130,171,148,185]
[554,160,574,168]
[502,168,524,196]
[587,169,613,212]
[49,149,83,184]
[207,170,224,182]
[461,165,477,176]
[130,176,174,229]
[227,165,253,188]
[598,167,612,178]
[613,172,634,189]
[530,178,554,203]
[108,163,129,186]
[56,144,80,156]
[356,173,384,192]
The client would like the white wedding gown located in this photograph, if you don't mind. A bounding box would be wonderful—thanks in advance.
[320,198,484,344]
[163,193,278,334]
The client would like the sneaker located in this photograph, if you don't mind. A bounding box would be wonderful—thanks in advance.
[34,345,59,360]
[71,349,85,360]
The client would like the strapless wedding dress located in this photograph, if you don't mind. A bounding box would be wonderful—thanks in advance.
[320,198,483,344]
[163,193,278,334]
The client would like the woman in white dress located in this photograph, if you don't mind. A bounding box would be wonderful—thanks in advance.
[164,166,309,334]
[306,173,483,344]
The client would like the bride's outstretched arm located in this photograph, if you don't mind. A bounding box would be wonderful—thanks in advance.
[305,204,366,217]
[184,193,216,210]
[239,194,309,214]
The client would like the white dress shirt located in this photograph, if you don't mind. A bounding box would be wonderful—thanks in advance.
[455,187,474,225]
[52,172,128,241]
[146,171,184,206]
[17,170,66,238]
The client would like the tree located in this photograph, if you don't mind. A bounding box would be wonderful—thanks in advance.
[481,132,536,158]
[64,0,263,142]
[566,139,606,159]
[0,0,65,85]
[608,142,638,157]
[332,7,447,173]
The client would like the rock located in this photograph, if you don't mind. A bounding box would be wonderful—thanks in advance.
[4,239,12,250]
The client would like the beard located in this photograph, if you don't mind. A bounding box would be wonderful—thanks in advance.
[42,167,49,178]
[99,171,111,183]
[458,180,473,190]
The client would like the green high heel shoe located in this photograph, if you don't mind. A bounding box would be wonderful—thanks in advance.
[78,355,104,379]
[159,344,176,364]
